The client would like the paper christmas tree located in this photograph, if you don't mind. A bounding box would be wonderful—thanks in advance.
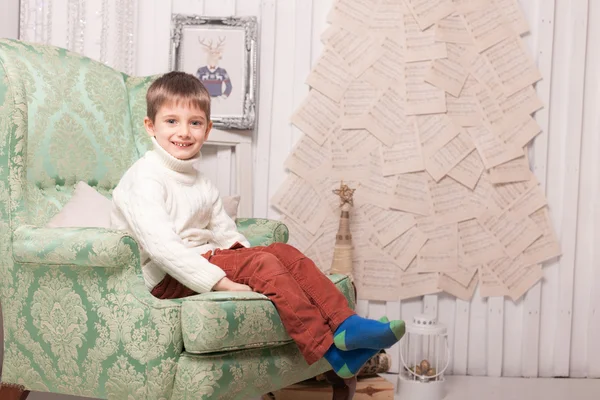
[272,0,561,302]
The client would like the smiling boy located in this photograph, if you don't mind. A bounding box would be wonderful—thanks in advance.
[110,71,405,378]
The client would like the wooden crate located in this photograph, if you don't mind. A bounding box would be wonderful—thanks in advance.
[271,376,394,400]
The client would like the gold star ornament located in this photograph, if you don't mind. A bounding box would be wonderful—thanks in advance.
[332,181,356,207]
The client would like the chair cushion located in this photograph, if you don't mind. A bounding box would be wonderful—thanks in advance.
[181,273,355,354]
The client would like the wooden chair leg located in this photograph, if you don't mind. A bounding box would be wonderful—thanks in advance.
[323,370,357,400]
[0,383,30,400]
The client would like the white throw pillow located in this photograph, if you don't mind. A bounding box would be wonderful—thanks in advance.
[47,181,241,228]
[222,195,241,220]
[47,181,113,228]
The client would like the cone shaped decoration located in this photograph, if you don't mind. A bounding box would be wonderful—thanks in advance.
[330,181,356,279]
[271,0,561,302]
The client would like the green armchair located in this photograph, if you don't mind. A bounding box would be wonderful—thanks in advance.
[0,39,355,399]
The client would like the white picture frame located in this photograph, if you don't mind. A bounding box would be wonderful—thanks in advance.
[170,15,258,130]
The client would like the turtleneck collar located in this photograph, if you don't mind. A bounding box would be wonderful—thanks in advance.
[148,137,201,183]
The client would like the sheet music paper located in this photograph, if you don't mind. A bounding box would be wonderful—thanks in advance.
[507,263,543,301]
[281,215,320,252]
[485,256,543,301]
[453,243,480,286]
[521,207,561,266]
[489,156,531,184]
[417,113,461,157]
[483,36,543,96]
[356,154,397,209]
[425,131,475,181]
[499,85,544,119]
[284,135,331,179]
[461,5,512,52]
[271,173,329,234]
[355,258,404,301]
[488,179,532,211]
[467,123,522,169]
[291,90,340,145]
[448,149,484,189]
[306,50,353,102]
[352,216,393,263]
[325,26,385,77]
[381,124,425,175]
[429,175,474,222]
[438,272,478,300]
[474,83,506,132]
[369,0,405,35]
[391,171,434,215]
[405,61,447,115]
[458,218,507,266]
[416,218,459,272]
[338,128,382,157]
[404,0,456,30]
[363,37,405,90]
[365,85,407,146]
[453,0,488,13]
[479,265,506,297]
[398,270,441,300]
[404,12,448,62]
[479,209,542,259]
[425,56,469,97]
[342,79,381,128]
[435,13,472,44]
[492,0,529,35]
[328,0,377,32]
[360,203,416,246]
[446,76,481,127]
[501,114,542,149]
[507,182,547,219]
[383,226,428,270]
[468,52,504,97]
[467,171,495,212]
[330,138,371,181]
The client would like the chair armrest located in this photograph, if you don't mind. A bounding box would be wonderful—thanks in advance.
[235,218,289,246]
[12,225,139,268]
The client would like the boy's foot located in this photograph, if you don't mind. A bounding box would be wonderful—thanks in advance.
[333,315,405,351]
[323,317,389,379]
[323,346,379,379]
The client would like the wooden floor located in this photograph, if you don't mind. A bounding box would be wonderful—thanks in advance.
[380,374,600,400]
[14,374,600,399]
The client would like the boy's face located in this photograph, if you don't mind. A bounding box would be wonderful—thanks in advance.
[144,103,212,160]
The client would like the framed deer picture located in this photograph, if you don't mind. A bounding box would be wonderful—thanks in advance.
[170,15,258,129]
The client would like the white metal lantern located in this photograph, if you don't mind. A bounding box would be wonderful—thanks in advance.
[398,314,450,400]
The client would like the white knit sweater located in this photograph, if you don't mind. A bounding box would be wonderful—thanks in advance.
[110,138,250,293]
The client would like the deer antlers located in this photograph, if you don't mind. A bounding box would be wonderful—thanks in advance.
[198,36,226,50]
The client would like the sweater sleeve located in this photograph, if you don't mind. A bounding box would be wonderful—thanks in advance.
[206,181,251,249]
[113,177,226,293]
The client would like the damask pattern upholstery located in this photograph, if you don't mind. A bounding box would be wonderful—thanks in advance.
[0,39,355,399]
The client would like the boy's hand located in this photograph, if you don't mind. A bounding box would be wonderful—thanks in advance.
[213,277,252,292]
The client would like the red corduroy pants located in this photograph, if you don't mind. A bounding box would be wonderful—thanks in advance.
[151,242,355,364]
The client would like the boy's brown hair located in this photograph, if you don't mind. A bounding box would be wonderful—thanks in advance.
[146,71,211,122]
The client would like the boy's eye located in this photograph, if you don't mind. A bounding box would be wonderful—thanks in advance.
[166,119,176,124]
[191,121,203,126]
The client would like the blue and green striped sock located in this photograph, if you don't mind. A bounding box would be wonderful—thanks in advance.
[323,317,389,379]
[333,315,405,351]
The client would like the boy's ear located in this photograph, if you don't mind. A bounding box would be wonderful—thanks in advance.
[144,117,155,137]
[205,120,213,140]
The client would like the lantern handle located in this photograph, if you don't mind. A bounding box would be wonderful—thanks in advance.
[400,333,450,380]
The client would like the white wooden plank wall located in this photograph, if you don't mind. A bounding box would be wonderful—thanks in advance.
[11,0,600,380]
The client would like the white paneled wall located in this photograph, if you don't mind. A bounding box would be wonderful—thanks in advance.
[6,0,600,387]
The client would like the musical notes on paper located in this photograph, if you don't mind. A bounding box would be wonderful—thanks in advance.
[278,0,559,302]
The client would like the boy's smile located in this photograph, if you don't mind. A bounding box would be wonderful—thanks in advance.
[144,103,213,160]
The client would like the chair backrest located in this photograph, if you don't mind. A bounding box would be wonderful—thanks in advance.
[0,39,157,227]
